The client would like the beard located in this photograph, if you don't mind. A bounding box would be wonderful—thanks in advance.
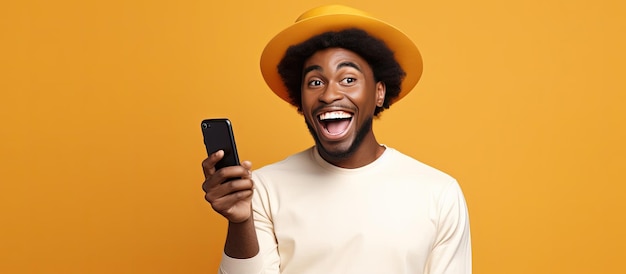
[305,116,373,160]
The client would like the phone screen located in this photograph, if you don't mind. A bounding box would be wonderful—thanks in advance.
[201,118,240,171]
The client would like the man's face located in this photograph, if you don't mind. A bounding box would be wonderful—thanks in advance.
[301,48,385,159]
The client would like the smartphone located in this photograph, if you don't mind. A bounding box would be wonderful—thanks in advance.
[201,118,241,171]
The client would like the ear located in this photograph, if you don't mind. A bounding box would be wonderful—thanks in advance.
[375,81,386,107]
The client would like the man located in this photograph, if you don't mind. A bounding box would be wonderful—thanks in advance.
[202,5,471,274]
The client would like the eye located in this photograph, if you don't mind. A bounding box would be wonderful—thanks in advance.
[341,77,357,85]
[308,79,324,87]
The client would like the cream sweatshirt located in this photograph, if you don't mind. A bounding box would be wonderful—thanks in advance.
[219,146,471,274]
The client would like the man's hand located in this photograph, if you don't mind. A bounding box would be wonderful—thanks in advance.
[202,150,254,223]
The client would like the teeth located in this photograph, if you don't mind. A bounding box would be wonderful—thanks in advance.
[319,111,353,121]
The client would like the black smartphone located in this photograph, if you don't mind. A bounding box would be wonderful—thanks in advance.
[201,118,241,171]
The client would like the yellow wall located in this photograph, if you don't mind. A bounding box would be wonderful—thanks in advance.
[1,0,624,273]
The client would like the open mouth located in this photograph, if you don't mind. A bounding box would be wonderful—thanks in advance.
[318,110,353,136]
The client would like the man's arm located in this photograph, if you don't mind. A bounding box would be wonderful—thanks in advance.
[217,171,281,274]
[202,151,260,259]
[425,181,472,274]
[224,215,259,258]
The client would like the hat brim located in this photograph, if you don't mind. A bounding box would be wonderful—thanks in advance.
[260,10,423,105]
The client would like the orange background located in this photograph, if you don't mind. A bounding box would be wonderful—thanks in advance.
[1,0,625,273]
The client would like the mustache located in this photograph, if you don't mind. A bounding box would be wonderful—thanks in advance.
[312,104,356,115]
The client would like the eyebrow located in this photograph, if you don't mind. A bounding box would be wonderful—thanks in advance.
[303,65,322,75]
[337,61,362,72]
[302,62,363,76]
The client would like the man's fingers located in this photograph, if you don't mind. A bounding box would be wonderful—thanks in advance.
[204,177,254,204]
[202,150,224,178]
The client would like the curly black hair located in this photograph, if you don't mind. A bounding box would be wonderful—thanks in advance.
[277,28,406,116]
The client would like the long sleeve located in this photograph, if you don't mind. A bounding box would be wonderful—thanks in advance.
[425,181,472,274]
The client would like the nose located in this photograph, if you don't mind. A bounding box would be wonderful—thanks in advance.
[318,84,343,104]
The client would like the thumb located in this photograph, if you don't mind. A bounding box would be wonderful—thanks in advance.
[241,160,253,179]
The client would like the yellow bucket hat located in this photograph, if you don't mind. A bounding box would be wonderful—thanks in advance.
[260,4,423,104]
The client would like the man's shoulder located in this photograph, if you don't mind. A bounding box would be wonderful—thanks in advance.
[255,147,316,173]
[386,147,457,184]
